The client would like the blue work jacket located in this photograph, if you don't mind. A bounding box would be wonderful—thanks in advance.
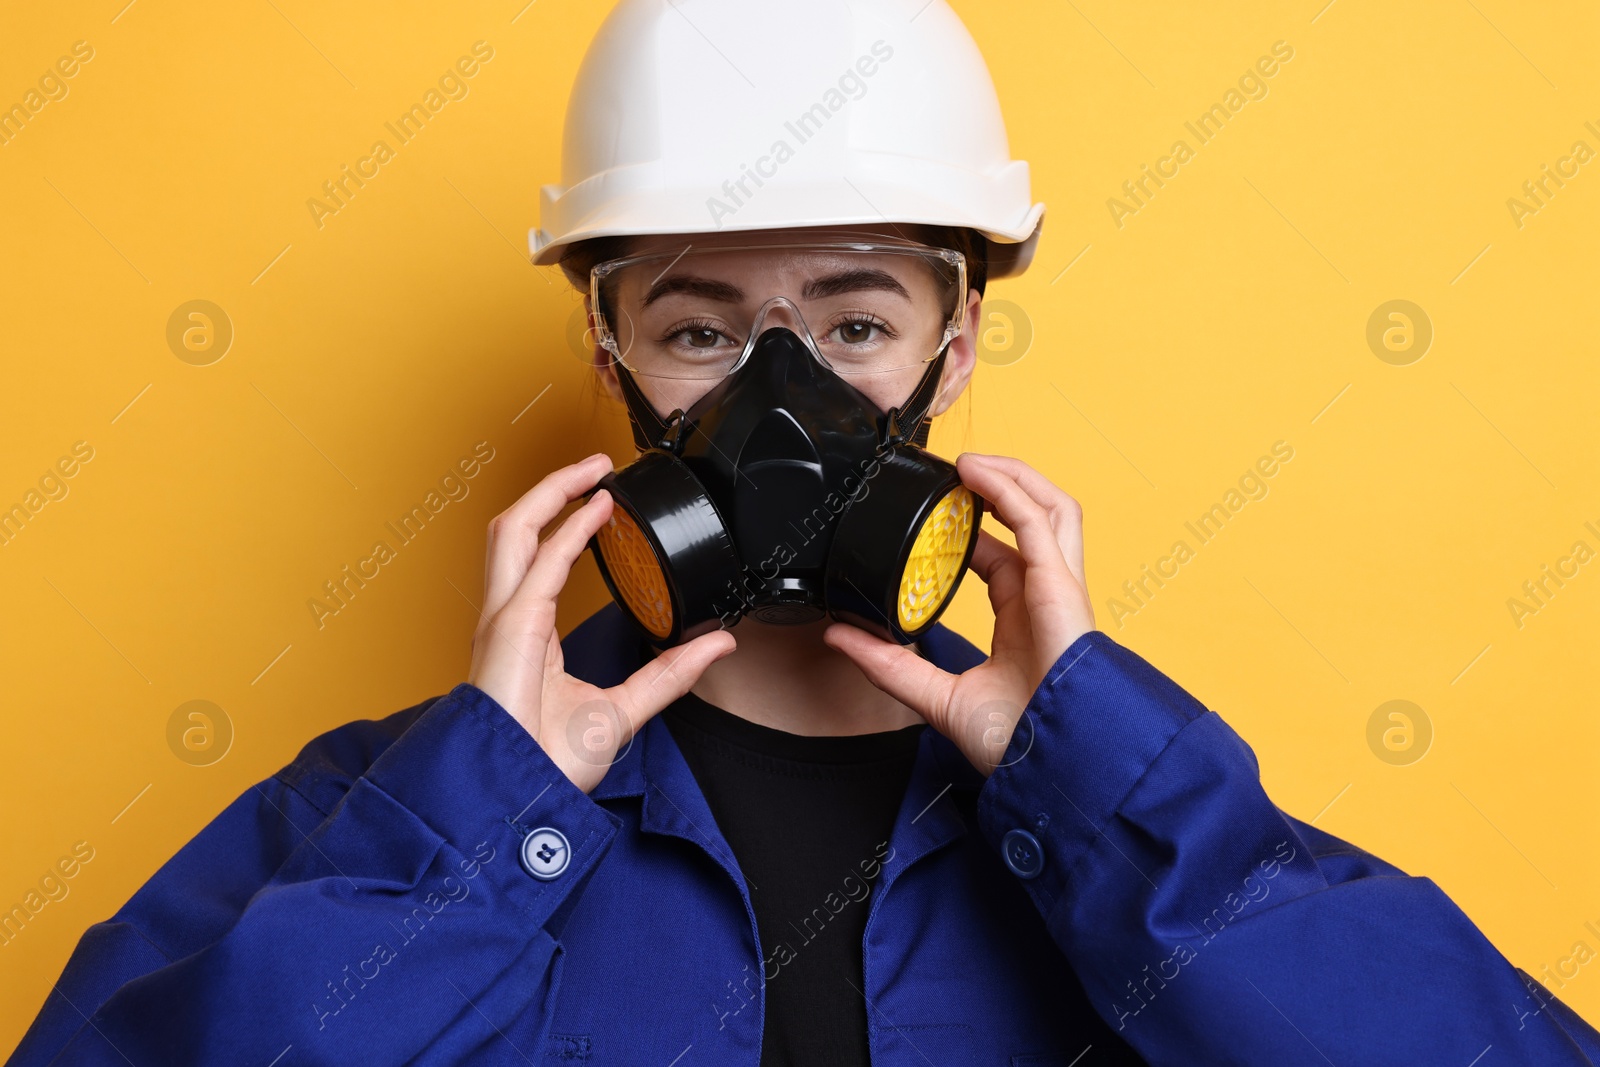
[11,604,1600,1065]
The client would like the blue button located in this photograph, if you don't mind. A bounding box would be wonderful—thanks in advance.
[1002,828,1044,880]
[519,827,571,880]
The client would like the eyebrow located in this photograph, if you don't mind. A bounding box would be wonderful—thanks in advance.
[641,276,745,307]
[638,267,913,307]
[801,269,910,301]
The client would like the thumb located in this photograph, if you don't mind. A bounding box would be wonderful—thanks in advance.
[823,622,954,723]
[612,629,737,730]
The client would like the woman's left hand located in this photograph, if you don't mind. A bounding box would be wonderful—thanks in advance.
[823,453,1095,776]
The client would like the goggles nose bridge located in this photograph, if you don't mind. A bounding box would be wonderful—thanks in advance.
[736,295,828,373]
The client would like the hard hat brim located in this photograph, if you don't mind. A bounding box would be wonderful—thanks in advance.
[531,183,1045,280]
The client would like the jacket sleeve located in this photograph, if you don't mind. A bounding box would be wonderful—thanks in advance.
[7,683,619,1067]
[974,630,1600,1066]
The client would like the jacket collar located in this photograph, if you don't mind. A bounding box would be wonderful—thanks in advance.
[561,604,988,866]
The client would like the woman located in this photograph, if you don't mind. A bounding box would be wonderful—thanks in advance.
[12,1,1600,1065]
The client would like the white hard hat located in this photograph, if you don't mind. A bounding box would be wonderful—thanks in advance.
[530,0,1045,279]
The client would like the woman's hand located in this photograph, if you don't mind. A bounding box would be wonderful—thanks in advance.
[468,453,736,794]
[823,453,1094,776]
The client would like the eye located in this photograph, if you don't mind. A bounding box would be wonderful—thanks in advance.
[660,319,737,351]
[681,327,725,349]
[830,316,892,346]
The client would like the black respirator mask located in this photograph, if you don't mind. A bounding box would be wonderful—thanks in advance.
[584,255,983,649]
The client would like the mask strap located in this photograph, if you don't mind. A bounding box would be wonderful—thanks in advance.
[614,363,682,453]
[886,348,949,450]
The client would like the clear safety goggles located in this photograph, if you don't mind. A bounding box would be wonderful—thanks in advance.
[587,238,968,382]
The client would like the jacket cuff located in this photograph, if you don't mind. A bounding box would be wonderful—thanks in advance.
[363,682,621,928]
[975,630,1207,914]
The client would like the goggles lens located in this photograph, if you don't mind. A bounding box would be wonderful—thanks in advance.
[590,240,967,381]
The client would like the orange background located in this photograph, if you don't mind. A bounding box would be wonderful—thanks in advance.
[2,0,1598,1052]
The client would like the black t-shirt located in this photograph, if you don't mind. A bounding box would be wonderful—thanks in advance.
[662,690,925,1067]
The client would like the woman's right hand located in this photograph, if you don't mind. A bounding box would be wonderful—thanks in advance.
[467,452,736,794]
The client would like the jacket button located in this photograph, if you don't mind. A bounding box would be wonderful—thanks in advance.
[519,827,571,880]
[1001,828,1044,880]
